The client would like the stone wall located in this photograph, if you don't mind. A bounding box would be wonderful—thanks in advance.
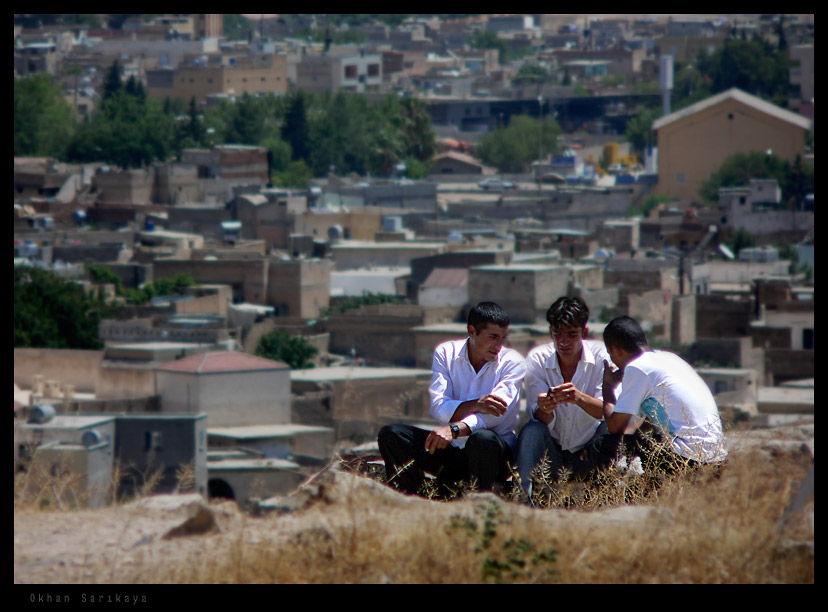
[14,348,103,394]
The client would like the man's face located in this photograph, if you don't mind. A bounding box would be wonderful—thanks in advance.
[550,325,586,362]
[468,323,509,364]
[607,344,627,370]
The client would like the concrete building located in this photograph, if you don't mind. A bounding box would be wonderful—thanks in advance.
[718,179,813,237]
[295,52,382,94]
[652,88,812,201]
[266,257,332,319]
[330,240,447,271]
[15,409,208,505]
[331,267,411,298]
[467,263,576,325]
[156,351,292,427]
[291,366,432,442]
[428,151,488,175]
[417,268,468,309]
[146,53,288,105]
[788,44,814,103]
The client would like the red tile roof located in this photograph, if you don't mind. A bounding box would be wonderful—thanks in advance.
[158,351,289,374]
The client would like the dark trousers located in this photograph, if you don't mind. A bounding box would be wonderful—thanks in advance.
[378,423,513,495]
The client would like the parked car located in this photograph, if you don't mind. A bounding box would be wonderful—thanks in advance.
[478,178,516,190]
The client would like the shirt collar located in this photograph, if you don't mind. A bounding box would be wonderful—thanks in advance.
[550,340,594,372]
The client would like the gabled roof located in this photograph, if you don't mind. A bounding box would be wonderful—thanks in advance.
[158,351,289,374]
[652,88,812,132]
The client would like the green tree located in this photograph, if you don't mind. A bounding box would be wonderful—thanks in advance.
[512,62,550,87]
[725,227,756,256]
[255,330,318,370]
[282,91,311,162]
[102,59,124,101]
[698,151,812,204]
[624,107,661,161]
[14,74,75,158]
[223,14,253,40]
[273,160,313,189]
[66,68,176,168]
[697,38,792,105]
[14,266,114,349]
[476,115,562,173]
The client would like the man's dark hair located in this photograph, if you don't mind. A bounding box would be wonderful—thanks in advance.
[468,302,510,332]
[546,296,590,331]
[603,316,649,354]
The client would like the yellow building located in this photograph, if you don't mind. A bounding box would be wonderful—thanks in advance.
[146,54,288,105]
[653,88,811,202]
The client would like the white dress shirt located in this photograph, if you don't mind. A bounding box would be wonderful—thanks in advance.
[429,338,526,450]
[524,339,612,452]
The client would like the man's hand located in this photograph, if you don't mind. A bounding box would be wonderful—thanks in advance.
[549,382,581,406]
[602,360,623,398]
[535,390,558,424]
[425,425,455,454]
[470,394,509,417]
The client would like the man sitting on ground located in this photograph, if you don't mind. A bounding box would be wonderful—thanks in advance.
[516,297,614,496]
[378,302,525,496]
[596,316,728,471]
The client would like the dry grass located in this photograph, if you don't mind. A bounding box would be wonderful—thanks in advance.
[14,429,814,584]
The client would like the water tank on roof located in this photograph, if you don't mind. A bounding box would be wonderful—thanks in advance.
[145,220,155,231]
[82,430,103,448]
[327,225,343,241]
[28,404,56,425]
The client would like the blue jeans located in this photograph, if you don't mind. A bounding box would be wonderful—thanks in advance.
[516,420,610,495]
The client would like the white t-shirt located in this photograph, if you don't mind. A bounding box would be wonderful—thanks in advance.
[524,339,610,452]
[613,350,728,463]
[429,338,525,450]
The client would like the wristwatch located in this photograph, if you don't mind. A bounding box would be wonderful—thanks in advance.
[450,423,460,439]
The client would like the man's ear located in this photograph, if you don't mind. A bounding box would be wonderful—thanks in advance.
[583,326,589,339]
[467,324,477,337]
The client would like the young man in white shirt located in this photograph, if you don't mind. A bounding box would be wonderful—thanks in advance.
[516,297,613,495]
[596,316,728,470]
[378,302,526,496]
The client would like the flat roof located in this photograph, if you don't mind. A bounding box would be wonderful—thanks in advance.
[20,415,116,429]
[291,366,432,382]
[208,424,334,439]
[207,457,301,471]
[331,241,446,250]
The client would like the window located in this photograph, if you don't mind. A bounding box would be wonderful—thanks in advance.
[676,173,686,184]
[344,65,358,78]
[367,63,379,77]
[145,431,163,452]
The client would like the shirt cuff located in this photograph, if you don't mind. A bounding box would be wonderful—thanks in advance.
[460,413,483,433]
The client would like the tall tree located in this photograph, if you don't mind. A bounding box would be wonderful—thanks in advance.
[14,74,75,158]
[102,59,124,101]
[14,266,114,349]
[282,91,310,163]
